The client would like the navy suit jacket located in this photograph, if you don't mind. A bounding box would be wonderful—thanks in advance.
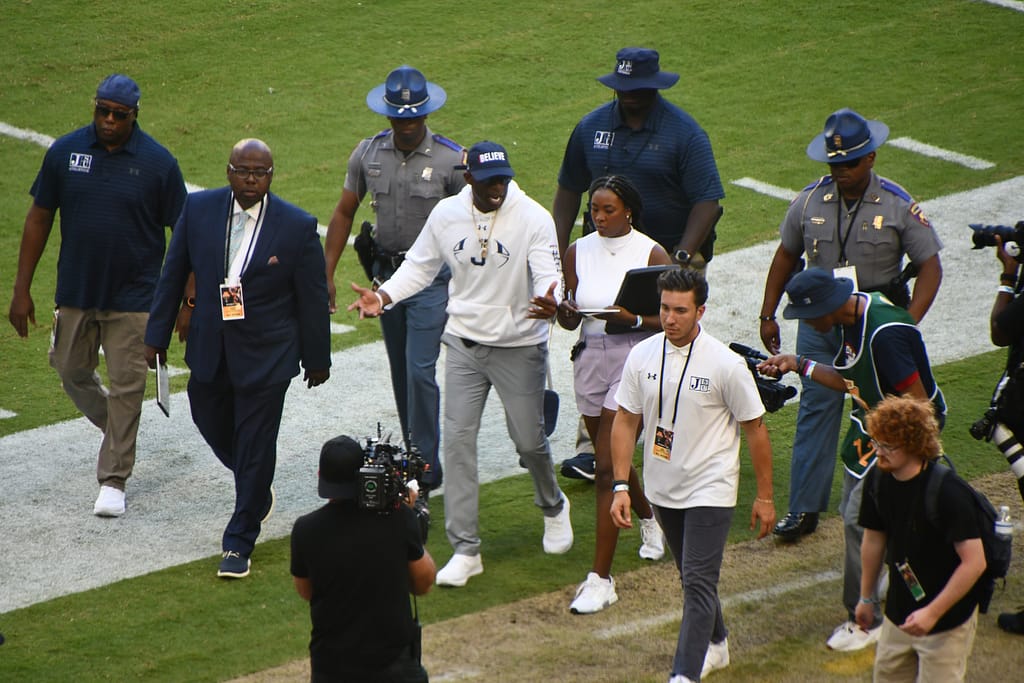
[146,187,330,388]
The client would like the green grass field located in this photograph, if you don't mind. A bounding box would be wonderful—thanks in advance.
[1,0,1023,680]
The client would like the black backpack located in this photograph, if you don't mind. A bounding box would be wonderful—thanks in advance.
[922,462,1012,614]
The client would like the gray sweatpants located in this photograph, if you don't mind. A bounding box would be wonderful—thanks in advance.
[441,333,564,555]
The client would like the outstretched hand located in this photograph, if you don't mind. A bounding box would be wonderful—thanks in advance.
[347,282,382,319]
[528,281,558,319]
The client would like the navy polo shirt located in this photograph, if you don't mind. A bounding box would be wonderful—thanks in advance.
[557,94,724,250]
[30,123,187,311]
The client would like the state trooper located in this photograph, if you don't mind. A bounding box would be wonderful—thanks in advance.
[324,66,465,499]
[756,108,943,564]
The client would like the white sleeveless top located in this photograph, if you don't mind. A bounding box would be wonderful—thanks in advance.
[574,229,659,336]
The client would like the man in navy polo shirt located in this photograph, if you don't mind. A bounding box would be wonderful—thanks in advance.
[9,73,187,517]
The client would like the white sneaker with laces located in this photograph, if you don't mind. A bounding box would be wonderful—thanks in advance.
[639,516,665,560]
[826,620,881,651]
[668,675,696,683]
[93,485,125,517]
[436,553,483,587]
[701,637,730,678]
[543,494,573,554]
[569,572,619,614]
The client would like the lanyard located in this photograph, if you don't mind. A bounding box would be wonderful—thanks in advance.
[224,199,265,279]
[657,331,697,426]
[835,195,865,266]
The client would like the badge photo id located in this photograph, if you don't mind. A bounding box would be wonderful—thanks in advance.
[653,425,674,461]
[220,283,245,320]
[897,560,927,602]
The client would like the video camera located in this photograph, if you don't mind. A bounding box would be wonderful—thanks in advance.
[357,426,427,513]
[729,342,798,413]
[969,221,1024,262]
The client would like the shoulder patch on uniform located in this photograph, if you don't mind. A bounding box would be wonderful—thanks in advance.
[908,202,932,228]
[432,133,464,153]
[879,178,913,203]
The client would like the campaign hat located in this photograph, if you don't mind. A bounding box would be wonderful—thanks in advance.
[806,108,889,163]
[96,74,141,109]
[317,435,363,500]
[366,65,447,118]
[597,47,679,91]
[782,268,855,320]
[464,141,516,181]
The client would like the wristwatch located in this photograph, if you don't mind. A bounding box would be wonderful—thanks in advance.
[673,249,691,265]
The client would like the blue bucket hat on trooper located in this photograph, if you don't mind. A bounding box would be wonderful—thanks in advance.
[366,65,447,118]
[806,108,889,163]
[464,141,516,182]
[597,47,680,91]
[96,73,141,109]
[782,268,856,320]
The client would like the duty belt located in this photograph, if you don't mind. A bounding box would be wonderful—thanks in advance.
[376,250,407,271]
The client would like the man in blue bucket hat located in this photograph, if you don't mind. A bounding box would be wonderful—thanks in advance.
[324,66,466,515]
[756,107,943,581]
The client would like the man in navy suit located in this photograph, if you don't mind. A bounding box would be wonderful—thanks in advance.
[145,138,331,579]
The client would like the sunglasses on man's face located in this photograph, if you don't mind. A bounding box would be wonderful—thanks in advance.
[828,156,864,170]
[94,104,133,121]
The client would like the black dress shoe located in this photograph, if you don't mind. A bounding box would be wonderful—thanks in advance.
[773,512,819,541]
[998,609,1024,635]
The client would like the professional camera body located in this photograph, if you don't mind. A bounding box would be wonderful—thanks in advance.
[969,221,1024,262]
[357,428,426,513]
[729,342,798,413]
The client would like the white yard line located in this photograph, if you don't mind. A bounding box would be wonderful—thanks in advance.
[888,136,996,170]
[731,177,798,202]
[981,0,1024,12]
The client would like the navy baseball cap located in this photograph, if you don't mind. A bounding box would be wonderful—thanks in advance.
[465,141,515,181]
[782,269,855,320]
[597,47,679,91]
[366,65,447,118]
[807,108,889,163]
[96,74,141,109]
[317,435,363,500]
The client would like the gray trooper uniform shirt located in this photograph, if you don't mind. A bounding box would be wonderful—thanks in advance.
[779,171,942,292]
[343,126,465,254]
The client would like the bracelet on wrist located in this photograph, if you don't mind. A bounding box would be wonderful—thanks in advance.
[998,285,1015,296]
[755,497,774,505]
[612,484,630,494]
[632,314,643,330]
[802,360,817,378]
[373,290,385,312]
[759,315,776,322]
[859,597,877,605]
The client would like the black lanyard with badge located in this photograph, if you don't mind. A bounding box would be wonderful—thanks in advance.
[653,334,697,461]
[221,199,265,321]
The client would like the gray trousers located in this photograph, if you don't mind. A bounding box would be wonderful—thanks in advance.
[441,333,564,555]
[840,470,883,626]
[654,505,733,681]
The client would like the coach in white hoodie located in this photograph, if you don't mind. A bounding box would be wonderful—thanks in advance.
[350,141,573,587]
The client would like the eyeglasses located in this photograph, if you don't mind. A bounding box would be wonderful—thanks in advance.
[94,104,134,121]
[828,156,864,170]
[869,439,898,453]
[228,164,273,179]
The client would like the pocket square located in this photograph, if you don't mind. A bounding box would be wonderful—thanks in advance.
[267,255,280,265]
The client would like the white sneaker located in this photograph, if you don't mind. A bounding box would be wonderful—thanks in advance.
[639,516,665,560]
[826,620,881,651]
[668,675,696,683]
[93,485,125,517]
[543,494,573,554]
[436,553,483,587]
[569,572,619,614]
[701,637,730,678]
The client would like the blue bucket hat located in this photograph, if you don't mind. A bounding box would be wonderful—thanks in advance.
[806,108,889,163]
[782,269,855,320]
[464,141,515,181]
[597,47,679,91]
[96,74,141,109]
[366,65,447,118]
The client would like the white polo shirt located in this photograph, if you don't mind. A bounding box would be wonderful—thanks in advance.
[615,326,764,509]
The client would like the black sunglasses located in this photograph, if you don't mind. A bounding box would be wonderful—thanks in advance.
[828,156,864,170]
[94,104,133,121]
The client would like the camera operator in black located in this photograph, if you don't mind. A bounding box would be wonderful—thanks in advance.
[988,236,1024,636]
[291,435,436,682]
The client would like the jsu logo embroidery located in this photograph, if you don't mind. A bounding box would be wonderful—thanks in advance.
[68,153,92,174]
[647,372,658,380]
[689,376,710,392]
[593,131,614,151]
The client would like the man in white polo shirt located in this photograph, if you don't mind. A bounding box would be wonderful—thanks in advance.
[610,267,776,683]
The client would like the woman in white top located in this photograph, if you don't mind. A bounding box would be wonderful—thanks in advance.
[556,175,672,614]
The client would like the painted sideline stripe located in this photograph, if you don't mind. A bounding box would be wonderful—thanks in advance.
[731,177,798,202]
[1,121,328,236]
[0,409,16,419]
[595,570,841,639]
[982,0,1024,11]
[888,136,995,170]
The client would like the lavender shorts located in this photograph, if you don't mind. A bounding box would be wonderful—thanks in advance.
[573,331,651,416]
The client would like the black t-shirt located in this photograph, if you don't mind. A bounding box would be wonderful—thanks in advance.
[859,464,983,633]
[290,501,424,677]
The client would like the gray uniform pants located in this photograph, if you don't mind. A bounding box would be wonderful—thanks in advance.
[441,333,564,555]
[840,470,883,626]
